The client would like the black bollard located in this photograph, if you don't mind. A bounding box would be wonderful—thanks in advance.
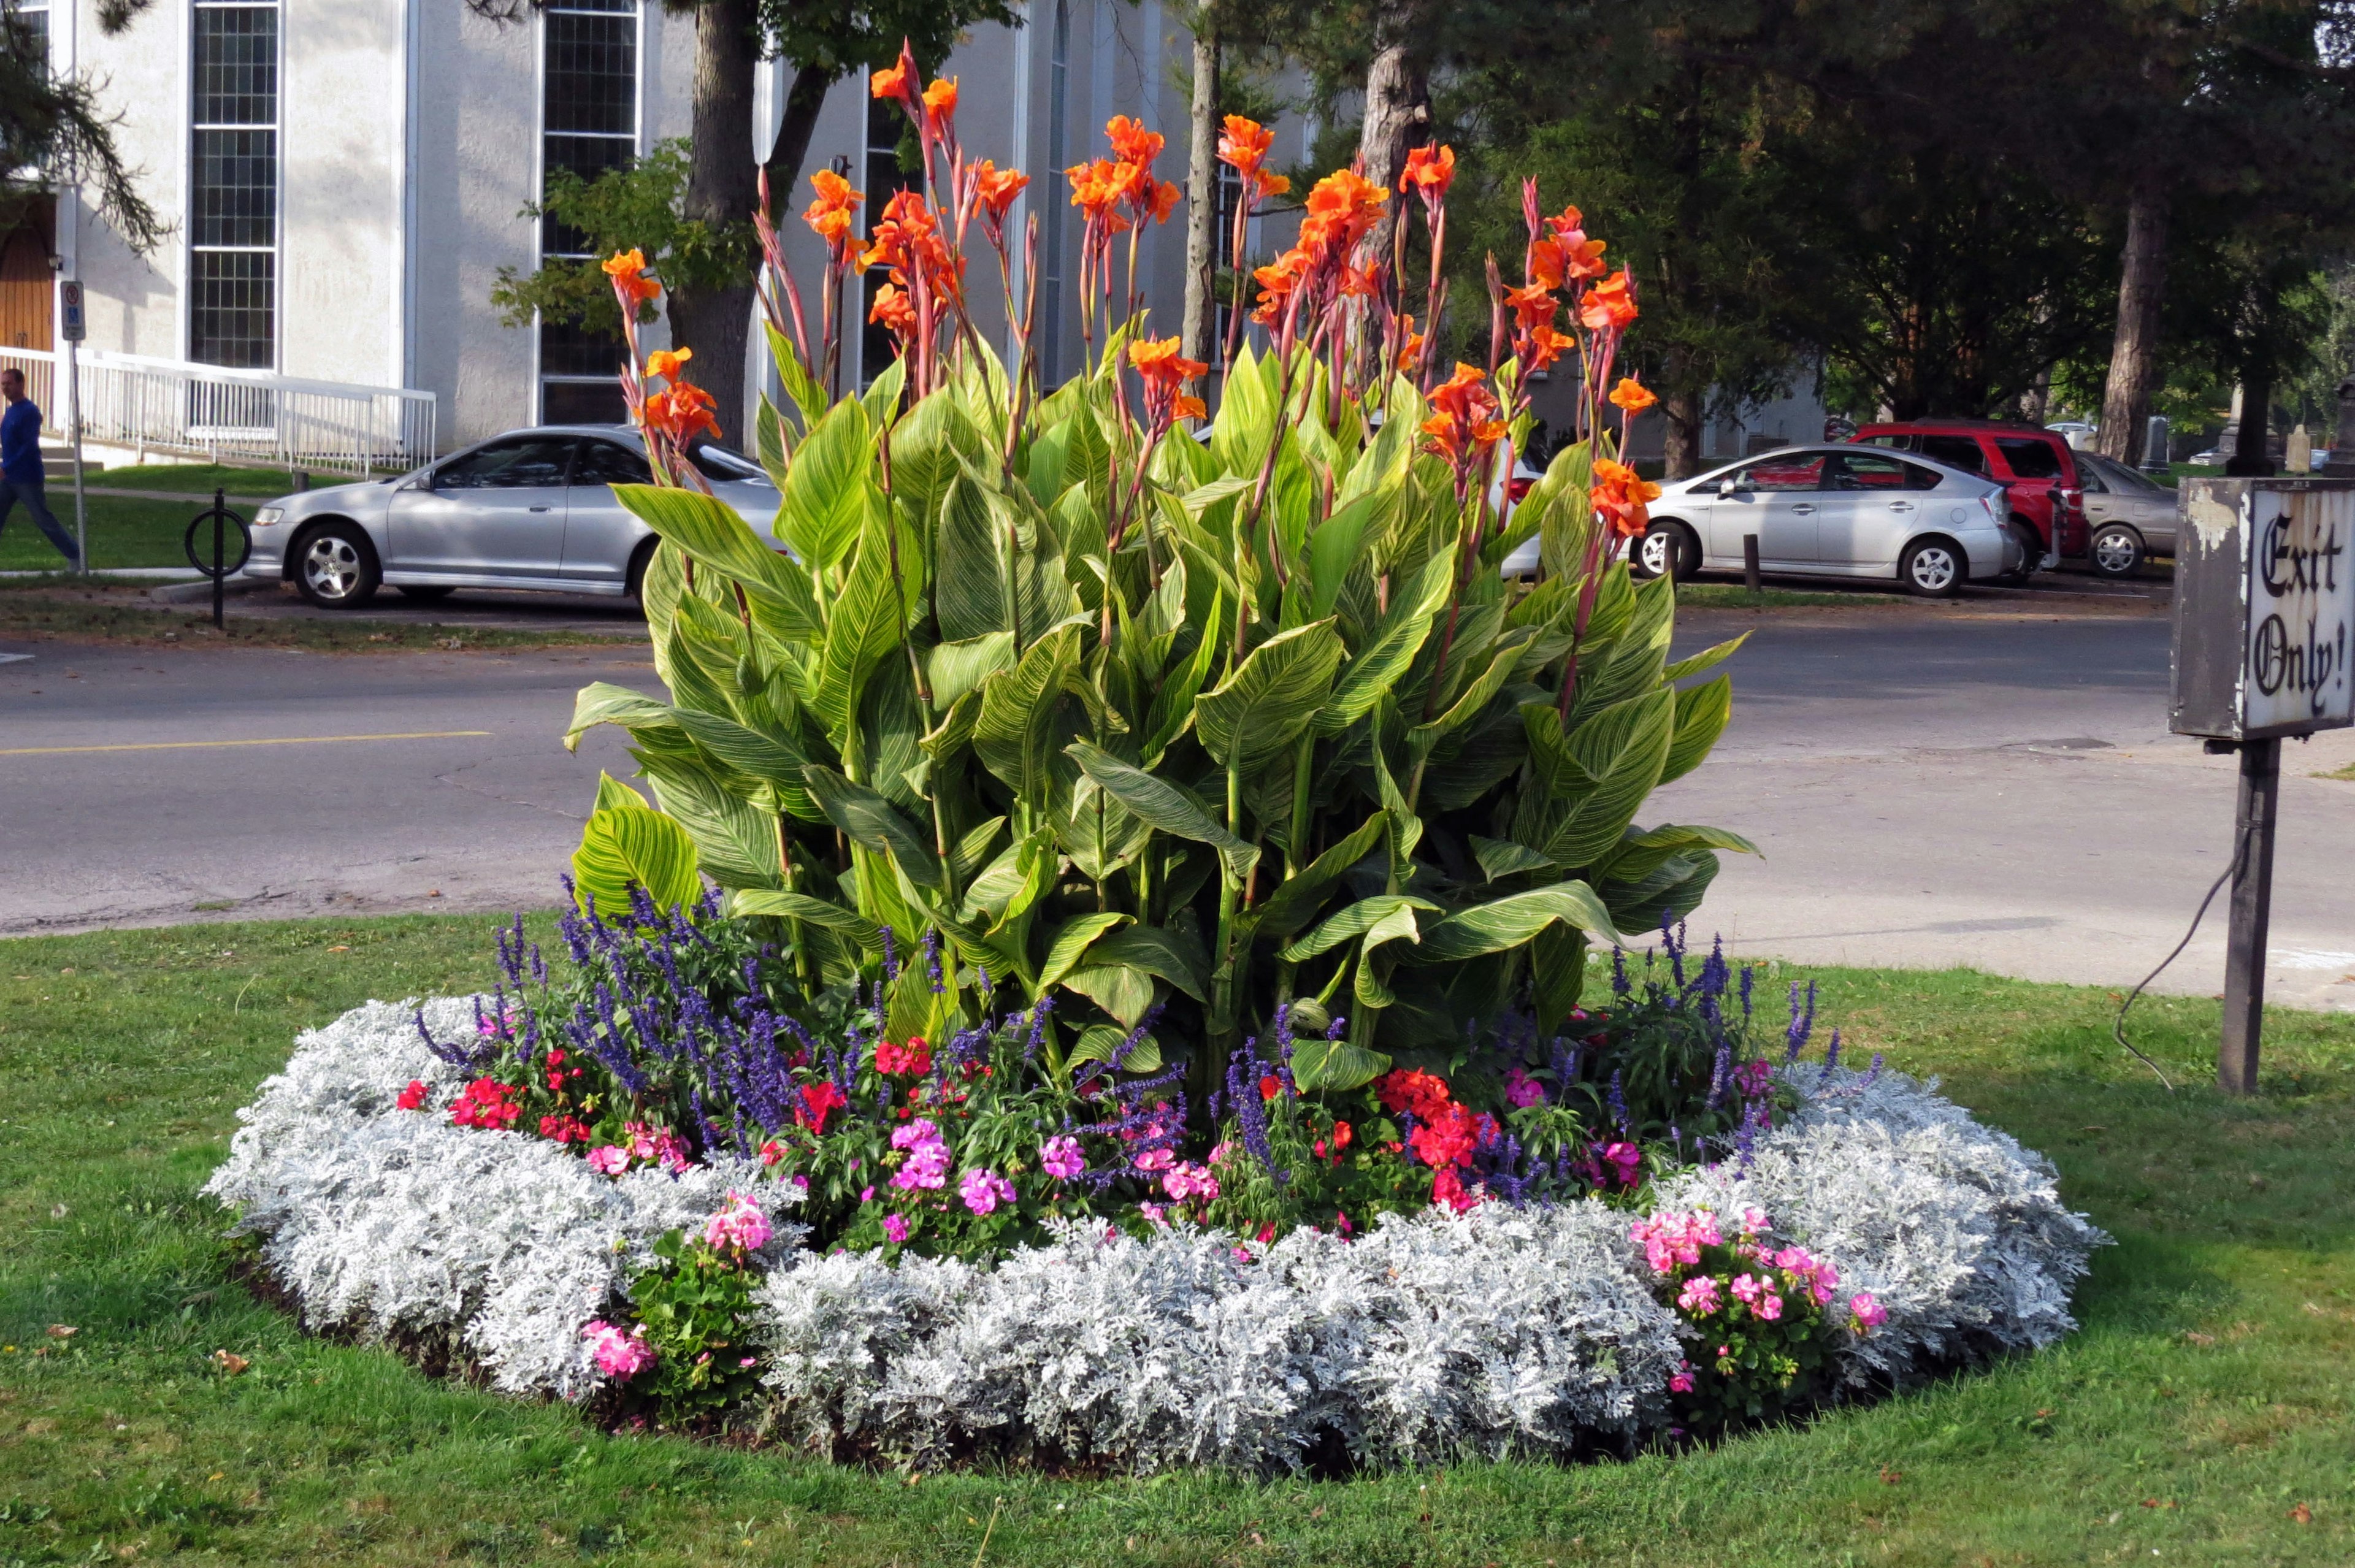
[213,487,226,630]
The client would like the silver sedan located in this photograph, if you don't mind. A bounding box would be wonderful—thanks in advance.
[2074,451,2177,578]
[1501,445,2021,597]
[242,425,779,608]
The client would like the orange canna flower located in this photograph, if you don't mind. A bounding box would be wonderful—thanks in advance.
[1505,281,1557,334]
[1255,170,1292,199]
[1144,177,1182,224]
[1396,313,1425,373]
[1217,115,1273,177]
[602,248,661,308]
[1609,376,1658,414]
[1251,245,1308,324]
[641,380,719,446]
[1400,143,1455,204]
[645,346,691,383]
[1523,322,1574,373]
[871,40,919,108]
[1578,270,1637,332]
[971,161,1030,221]
[1067,159,1138,232]
[1544,204,1583,238]
[1340,264,1379,299]
[922,76,958,125]
[868,282,917,335]
[1174,393,1208,421]
[1106,115,1164,169]
[1590,456,1663,537]
[802,168,864,252]
[1422,363,1505,468]
[1298,168,1388,262]
[1130,335,1208,426]
[1559,233,1609,282]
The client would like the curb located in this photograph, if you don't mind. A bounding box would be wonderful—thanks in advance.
[147,575,270,605]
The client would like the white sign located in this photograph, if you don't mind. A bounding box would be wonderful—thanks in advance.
[59,279,86,343]
[2242,487,2353,732]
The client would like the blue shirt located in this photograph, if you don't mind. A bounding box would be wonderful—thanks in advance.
[0,399,42,484]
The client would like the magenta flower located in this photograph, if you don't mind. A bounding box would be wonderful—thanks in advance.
[959,1166,1017,1215]
[1503,1066,1545,1108]
[585,1145,629,1176]
[1729,1272,1766,1306]
[1677,1275,1722,1315]
[1138,1201,1168,1225]
[882,1212,909,1244]
[1040,1134,1085,1180]
[1754,1290,1784,1321]
[701,1190,772,1253]
[1133,1146,1176,1173]
[1850,1291,1888,1329]
[581,1319,656,1379]
[890,1119,951,1191]
[1600,1141,1643,1187]
[1669,1369,1695,1393]
[1162,1161,1219,1203]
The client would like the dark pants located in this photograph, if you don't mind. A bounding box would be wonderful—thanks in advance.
[0,475,83,570]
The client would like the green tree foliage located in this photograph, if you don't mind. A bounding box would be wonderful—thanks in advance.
[1,5,164,253]
[489,142,747,340]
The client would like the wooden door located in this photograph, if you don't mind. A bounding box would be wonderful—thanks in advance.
[0,210,56,353]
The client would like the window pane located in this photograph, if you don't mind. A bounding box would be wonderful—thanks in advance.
[193,6,276,125]
[1831,452,1937,491]
[1918,435,1988,474]
[437,437,576,489]
[538,317,622,380]
[544,12,635,135]
[190,128,275,247]
[573,440,653,486]
[1994,436,2063,478]
[189,250,274,368]
[542,379,627,426]
[1739,453,1825,491]
[540,2,636,419]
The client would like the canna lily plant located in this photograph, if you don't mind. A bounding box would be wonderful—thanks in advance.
[565,44,1753,1102]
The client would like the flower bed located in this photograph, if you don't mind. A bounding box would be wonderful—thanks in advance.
[206,977,2105,1472]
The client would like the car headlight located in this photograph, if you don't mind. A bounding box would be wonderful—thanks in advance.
[255,506,285,526]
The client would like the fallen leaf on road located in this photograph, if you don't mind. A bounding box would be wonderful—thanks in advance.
[212,1350,248,1375]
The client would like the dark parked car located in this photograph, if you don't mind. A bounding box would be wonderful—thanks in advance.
[1848,419,2089,578]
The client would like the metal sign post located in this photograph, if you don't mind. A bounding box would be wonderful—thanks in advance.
[2169,478,2355,1092]
[59,278,87,575]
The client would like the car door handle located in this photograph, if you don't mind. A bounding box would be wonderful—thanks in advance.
[529,505,553,513]
[1788,503,1816,514]
[1886,500,1914,512]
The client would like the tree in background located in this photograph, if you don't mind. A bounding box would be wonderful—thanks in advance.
[472,0,1017,441]
[1,1,164,252]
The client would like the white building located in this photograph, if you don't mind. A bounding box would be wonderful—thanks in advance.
[2,0,1309,462]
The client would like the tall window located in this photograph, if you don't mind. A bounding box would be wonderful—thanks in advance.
[1038,0,1070,384]
[189,0,277,368]
[8,0,47,69]
[540,0,638,424]
[857,100,921,389]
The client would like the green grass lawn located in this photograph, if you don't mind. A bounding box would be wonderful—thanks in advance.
[91,463,318,497]
[2,916,2351,1566]
[0,586,637,651]
[0,494,226,573]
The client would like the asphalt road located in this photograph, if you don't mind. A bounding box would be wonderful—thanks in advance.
[4,592,2351,1012]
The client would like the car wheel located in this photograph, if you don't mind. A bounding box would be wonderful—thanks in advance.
[2088,523,2145,579]
[397,584,456,602]
[1899,535,1966,599]
[292,522,381,609]
[626,538,659,605]
[1999,523,2042,585]
[1629,520,1697,582]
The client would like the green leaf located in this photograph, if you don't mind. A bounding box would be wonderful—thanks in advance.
[1195,619,1347,775]
[776,399,872,575]
[800,766,943,889]
[1070,1022,1162,1074]
[1143,590,1221,763]
[613,483,822,639]
[861,355,905,426]
[765,323,825,430]
[1290,1036,1390,1093]
[1086,925,1209,1001]
[1252,815,1387,939]
[1281,894,1439,963]
[1596,822,1759,886]
[572,805,701,916]
[1662,632,1750,684]
[974,625,1079,807]
[1403,881,1620,965]
[566,683,682,754]
[1066,740,1259,883]
[1062,963,1157,1028]
[1469,835,1555,881]
[1661,674,1733,785]
[1038,912,1131,993]
[811,507,920,746]
[928,631,1017,711]
[1317,551,1453,735]
[593,771,650,813]
[726,889,884,943]
[634,749,779,889]
[1408,641,1521,756]
[935,471,1014,644]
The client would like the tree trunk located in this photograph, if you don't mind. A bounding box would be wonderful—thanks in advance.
[1181,12,1220,369]
[763,63,835,213]
[1663,385,1704,480]
[2096,181,2169,465]
[1356,12,1426,266]
[2226,365,2274,476]
[665,0,760,445]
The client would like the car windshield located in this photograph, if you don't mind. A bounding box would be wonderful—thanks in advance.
[688,443,767,482]
[1828,451,1940,491]
[1734,453,1826,490]
[2083,453,2165,495]
[1917,435,1989,475]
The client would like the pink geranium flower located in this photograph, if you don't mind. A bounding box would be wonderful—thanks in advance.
[586,1145,629,1176]
[1040,1134,1085,1180]
[1850,1291,1888,1329]
[1677,1275,1721,1315]
[701,1190,772,1253]
[881,1212,909,1244]
[959,1166,1016,1215]
[581,1319,656,1379]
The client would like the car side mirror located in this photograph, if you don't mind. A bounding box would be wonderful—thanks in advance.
[1719,478,1743,497]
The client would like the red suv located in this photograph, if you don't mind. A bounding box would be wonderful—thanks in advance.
[1848,421,2088,577]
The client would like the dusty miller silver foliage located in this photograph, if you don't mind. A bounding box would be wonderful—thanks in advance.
[207,1000,2106,1469]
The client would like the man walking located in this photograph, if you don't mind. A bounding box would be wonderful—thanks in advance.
[0,366,84,572]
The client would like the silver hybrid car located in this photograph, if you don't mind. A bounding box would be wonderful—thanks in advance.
[242,425,779,608]
[1500,444,2021,596]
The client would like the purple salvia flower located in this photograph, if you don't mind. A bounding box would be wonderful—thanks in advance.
[922,928,943,993]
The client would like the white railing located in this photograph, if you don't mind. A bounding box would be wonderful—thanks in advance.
[0,347,435,476]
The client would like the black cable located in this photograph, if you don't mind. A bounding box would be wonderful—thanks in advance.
[2112,817,2254,1092]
